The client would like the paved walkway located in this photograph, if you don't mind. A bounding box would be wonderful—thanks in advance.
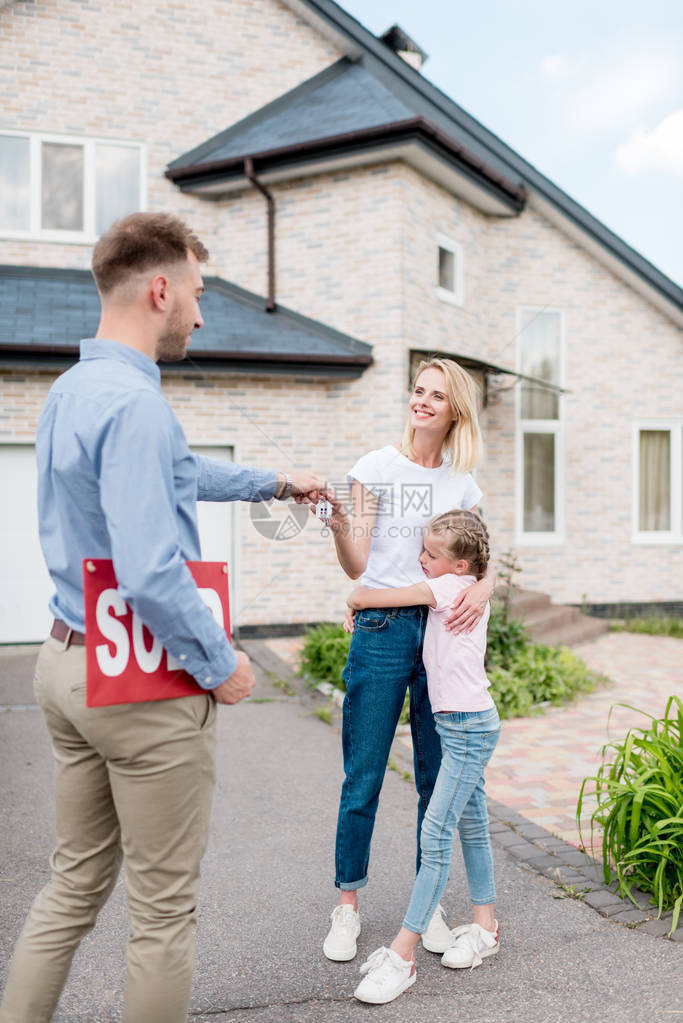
[266,631,683,853]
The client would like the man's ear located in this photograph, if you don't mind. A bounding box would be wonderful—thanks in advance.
[149,273,170,312]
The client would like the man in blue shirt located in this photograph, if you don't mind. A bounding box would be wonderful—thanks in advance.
[0,212,322,1023]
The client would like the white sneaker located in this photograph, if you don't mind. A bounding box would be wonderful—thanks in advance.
[323,904,361,961]
[441,921,499,970]
[354,947,417,1004]
[421,903,454,953]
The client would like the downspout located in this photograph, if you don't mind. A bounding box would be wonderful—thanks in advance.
[244,157,275,313]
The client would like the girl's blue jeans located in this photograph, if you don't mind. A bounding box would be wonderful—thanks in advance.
[335,605,441,890]
[403,706,501,933]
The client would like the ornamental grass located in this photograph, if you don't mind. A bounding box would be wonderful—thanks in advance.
[577,696,683,935]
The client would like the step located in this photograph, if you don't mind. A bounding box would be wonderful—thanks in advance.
[500,587,552,615]
[524,604,583,632]
[528,616,609,648]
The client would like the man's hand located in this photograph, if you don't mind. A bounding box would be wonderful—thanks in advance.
[290,470,325,503]
[212,651,255,705]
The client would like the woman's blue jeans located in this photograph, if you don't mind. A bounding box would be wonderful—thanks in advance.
[335,605,441,890]
[403,707,501,933]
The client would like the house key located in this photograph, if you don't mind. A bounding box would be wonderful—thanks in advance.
[316,498,333,527]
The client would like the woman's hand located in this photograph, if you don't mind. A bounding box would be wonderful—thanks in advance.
[444,576,494,634]
[343,608,356,633]
[309,487,350,536]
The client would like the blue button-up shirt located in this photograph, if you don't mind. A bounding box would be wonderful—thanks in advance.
[36,339,278,688]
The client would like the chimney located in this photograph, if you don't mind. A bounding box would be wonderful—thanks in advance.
[379,24,429,71]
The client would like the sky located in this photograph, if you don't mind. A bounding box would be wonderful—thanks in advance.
[341,0,683,287]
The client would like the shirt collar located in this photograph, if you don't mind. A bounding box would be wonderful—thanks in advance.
[79,338,161,387]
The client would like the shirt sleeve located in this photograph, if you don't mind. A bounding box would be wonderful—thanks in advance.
[196,456,278,503]
[347,449,385,497]
[460,473,483,509]
[93,392,238,689]
[424,574,465,612]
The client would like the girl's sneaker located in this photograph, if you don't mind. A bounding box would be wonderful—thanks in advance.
[441,921,499,970]
[354,947,417,1004]
[421,903,455,953]
[323,905,361,961]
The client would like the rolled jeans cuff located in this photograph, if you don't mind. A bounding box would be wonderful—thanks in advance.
[335,876,368,892]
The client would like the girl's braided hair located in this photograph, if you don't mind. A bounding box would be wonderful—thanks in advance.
[428,509,490,580]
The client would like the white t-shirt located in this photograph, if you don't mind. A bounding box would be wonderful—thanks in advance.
[347,445,482,589]
[423,574,494,712]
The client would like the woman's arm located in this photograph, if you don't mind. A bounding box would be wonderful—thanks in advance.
[347,581,436,610]
[444,506,495,633]
[322,479,378,580]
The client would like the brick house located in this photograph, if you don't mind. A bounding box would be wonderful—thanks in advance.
[1,0,681,643]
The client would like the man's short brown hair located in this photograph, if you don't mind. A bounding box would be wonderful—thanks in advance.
[92,212,209,295]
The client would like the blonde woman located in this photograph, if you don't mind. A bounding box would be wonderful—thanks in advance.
[320,359,494,962]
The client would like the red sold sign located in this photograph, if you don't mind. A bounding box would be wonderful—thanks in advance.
[82,559,231,707]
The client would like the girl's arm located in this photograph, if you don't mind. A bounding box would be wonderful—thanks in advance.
[347,581,436,610]
[320,479,378,580]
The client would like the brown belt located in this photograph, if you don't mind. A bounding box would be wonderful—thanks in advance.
[51,619,86,646]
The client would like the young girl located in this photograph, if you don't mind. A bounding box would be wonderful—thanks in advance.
[346,509,501,1005]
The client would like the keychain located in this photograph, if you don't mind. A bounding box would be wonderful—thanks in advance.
[316,498,332,526]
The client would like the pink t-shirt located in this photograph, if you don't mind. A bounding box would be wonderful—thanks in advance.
[422,573,494,713]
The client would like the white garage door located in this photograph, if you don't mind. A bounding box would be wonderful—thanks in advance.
[0,445,54,644]
[0,443,235,645]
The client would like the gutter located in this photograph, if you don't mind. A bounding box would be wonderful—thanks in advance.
[165,116,526,209]
[0,343,373,371]
[244,157,276,312]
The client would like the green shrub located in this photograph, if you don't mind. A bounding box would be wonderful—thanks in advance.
[300,623,350,688]
[611,616,683,639]
[488,642,602,720]
[486,603,528,669]
[300,620,603,726]
[577,697,683,934]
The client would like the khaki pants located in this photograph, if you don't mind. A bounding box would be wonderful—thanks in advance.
[0,636,217,1023]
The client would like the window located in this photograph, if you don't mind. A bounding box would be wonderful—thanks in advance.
[516,308,564,541]
[0,131,145,241]
[633,422,682,543]
[436,235,464,305]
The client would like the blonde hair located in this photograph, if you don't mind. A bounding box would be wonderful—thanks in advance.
[402,357,482,472]
[429,509,490,580]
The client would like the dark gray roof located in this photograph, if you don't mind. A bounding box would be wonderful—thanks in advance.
[168,0,683,315]
[0,266,373,377]
[167,59,525,209]
[169,62,410,169]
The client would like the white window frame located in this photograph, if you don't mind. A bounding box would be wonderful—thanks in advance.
[632,419,682,544]
[436,234,464,306]
[0,129,146,244]
[515,306,566,545]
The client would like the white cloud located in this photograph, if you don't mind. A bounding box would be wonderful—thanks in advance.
[537,42,680,137]
[615,109,683,175]
[571,55,680,134]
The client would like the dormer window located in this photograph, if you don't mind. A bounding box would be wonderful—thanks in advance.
[0,131,145,242]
